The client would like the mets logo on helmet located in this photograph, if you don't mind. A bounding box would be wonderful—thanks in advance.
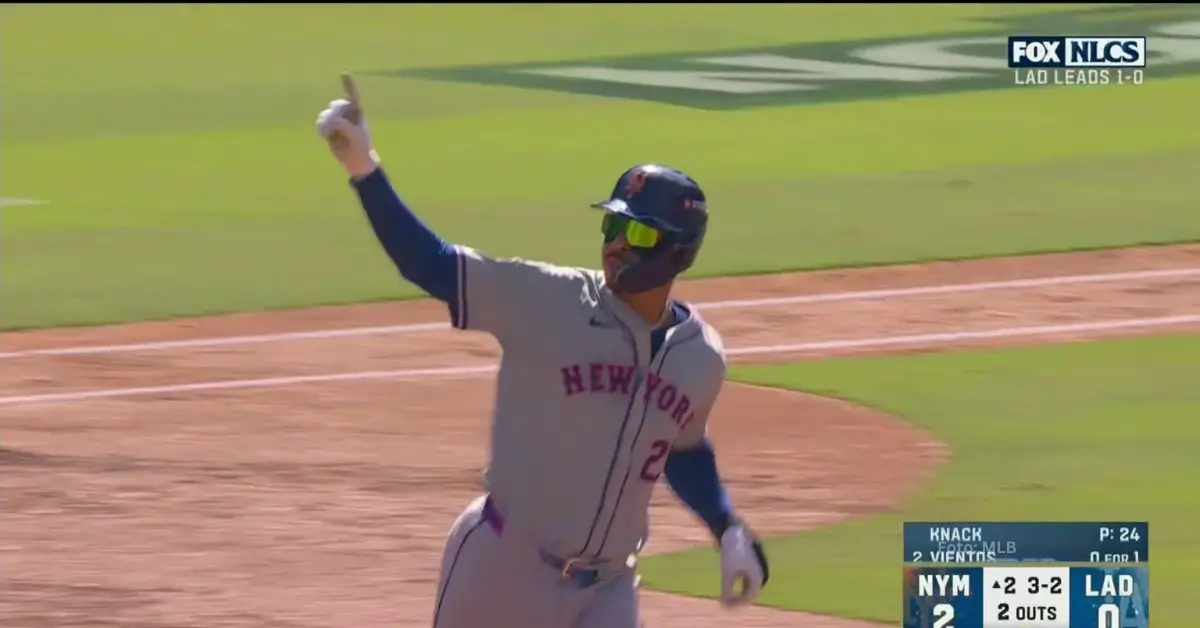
[625,170,648,196]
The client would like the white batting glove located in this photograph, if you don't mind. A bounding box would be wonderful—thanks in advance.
[719,523,767,607]
[315,73,380,179]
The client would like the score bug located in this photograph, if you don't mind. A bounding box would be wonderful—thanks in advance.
[1094,524,1145,563]
[1099,526,1142,543]
[1090,550,1141,563]
[1099,603,1122,628]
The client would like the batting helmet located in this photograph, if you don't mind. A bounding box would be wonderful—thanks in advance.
[590,164,708,293]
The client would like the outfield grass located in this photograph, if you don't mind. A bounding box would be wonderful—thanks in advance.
[3,4,1199,328]
[639,334,1200,626]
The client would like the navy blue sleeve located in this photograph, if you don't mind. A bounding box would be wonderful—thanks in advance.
[663,438,735,539]
[350,167,458,303]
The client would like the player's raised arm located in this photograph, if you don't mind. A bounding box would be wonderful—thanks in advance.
[315,73,550,336]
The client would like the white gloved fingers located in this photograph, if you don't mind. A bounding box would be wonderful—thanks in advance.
[720,571,741,607]
[318,115,355,140]
[339,74,366,126]
[720,571,759,607]
[316,73,379,177]
[330,98,364,124]
[739,570,762,601]
[316,100,367,138]
[316,107,350,139]
[318,98,367,134]
[341,72,362,106]
[719,524,765,607]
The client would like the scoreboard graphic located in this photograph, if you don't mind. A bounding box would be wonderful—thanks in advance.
[902,522,1149,628]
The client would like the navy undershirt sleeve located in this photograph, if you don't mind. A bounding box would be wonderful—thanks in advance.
[350,167,458,303]
[664,441,735,538]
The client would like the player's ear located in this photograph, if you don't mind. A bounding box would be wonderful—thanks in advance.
[672,243,698,266]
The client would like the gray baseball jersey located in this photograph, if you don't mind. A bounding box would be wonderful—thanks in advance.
[432,245,726,627]
[451,244,726,561]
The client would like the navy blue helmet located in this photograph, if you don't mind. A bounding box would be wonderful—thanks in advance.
[590,164,708,293]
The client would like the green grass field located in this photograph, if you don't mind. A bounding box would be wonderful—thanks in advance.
[3,4,1199,328]
[640,334,1200,626]
[3,4,1197,626]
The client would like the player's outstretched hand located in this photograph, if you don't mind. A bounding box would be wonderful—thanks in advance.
[316,72,380,179]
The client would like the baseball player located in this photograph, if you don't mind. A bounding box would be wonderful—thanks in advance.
[316,74,769,628]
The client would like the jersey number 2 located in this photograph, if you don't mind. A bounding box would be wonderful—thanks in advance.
[640,440,670,481]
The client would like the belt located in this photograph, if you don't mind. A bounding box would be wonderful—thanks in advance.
[482,495,603,588]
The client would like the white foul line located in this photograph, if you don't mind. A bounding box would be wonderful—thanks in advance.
[2,314,1196,407]
[0,198,48,208]
[725,314,1200,355]
[2,266,1197,359]
[696,266,1200,310]
[0,323,449,359]
[0,365,499,407]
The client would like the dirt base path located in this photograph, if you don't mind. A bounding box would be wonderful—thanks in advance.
[1,244,1198,628]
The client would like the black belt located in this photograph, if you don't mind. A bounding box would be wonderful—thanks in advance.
[482,495,603,588]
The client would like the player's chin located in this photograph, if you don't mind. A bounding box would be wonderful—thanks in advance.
[602,257,626,288]
[602,263,620,287]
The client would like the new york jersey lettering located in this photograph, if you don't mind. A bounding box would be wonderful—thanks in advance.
[559,362,695,427]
